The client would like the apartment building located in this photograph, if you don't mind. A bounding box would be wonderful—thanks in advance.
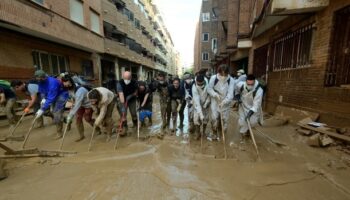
[0,0,177,84]
[194,0,219,73]
[247,0,350,124]
[0,0,104,83]
[194,0,251,74]
[102,0,177,82]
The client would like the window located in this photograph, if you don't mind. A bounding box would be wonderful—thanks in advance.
[70,0,84,25]
[211,38,217,53]
[124,9,134,21]
[134,18,141,29]
[103,21,126,44]
[202,12,210,22]
[90,10,100,34]
[269,24,313,71]
[202,33,209,42]
[81,60,94,78]
[325,6,350,87]
[32,51,69,75]
[202,52,209,61]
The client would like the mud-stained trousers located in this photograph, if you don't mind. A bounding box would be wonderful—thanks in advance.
[117,98,137,128]
[76,107,94,139]
[4,98,17,125]
[52,93,68,137]
[168,100,180,132]
[160,97,170,129]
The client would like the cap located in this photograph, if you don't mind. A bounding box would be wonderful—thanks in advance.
[237,69,245,74]
[34,70,47,78]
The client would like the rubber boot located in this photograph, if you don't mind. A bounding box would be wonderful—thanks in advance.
[148,117,153,126]
[35,116,44,128]
[161,118,167,130]
[178,119,184,130]
[188,121,195,134]
[131,119,138,128]
[195,125,201,140]
[55,123,63,139]
[75,122,85,142]
[203,124,207,136]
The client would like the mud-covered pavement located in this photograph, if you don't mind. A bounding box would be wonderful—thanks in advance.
[0,95,350,200]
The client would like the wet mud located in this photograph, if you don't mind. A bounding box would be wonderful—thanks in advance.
[0,95,350,200]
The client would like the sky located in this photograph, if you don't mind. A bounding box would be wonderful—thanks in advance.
[153,0,202,69]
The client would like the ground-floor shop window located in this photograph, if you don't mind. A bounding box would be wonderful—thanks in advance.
[32,51,69,75]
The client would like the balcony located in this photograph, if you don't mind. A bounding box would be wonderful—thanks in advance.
[271,0,329,15]
[104,39,155,68]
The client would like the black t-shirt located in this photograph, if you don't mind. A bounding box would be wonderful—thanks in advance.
[117,79,138,98]
[138,88,152,110]
[168,85,184,100]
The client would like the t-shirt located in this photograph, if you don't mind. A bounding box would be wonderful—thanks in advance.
[27,83,39,96]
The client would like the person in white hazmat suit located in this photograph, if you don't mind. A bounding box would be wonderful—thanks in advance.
[235,74,264,139]
[192,74,210,140]
[207,64,235,141]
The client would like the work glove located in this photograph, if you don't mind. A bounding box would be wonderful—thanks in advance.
[246,110,254,121]
[220,99,229,108]
[24,107,30,113]
[213,93,221,101]
[35,109,44,119]
[40,99,46,106]
[137,106,144,111]
[66,115,73,124]
[94,119,101,127]
[185,95,192,101]
[234,94,242,104]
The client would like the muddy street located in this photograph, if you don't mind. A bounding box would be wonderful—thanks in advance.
[0,95,349,200]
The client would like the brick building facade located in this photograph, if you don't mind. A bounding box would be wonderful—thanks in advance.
[248,0,350,124]
[0,0,178,85]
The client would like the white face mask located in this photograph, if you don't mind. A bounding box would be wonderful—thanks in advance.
[124,79,131,85]
[218,74,226,82]
[246,85,254,91]
[159,80,165,84]
[185,79,192,84]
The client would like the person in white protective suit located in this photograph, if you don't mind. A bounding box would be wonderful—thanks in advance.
[207,64,235,141]
[192,74,210,140]
[235,74,264,139]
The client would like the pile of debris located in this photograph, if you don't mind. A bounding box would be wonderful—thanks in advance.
[297,118,350,148]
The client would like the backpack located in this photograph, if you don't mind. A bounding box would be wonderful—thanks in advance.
[240,84,263,98]
[214,75,231,86]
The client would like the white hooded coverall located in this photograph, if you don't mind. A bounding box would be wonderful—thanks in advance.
[207,74,235,132]
[236,81,264,134]
[192,82,210,126]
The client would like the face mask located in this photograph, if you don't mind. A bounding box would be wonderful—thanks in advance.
[185,79,192,84]
[124,79,131,85]
[246,85,254,91]
[159,80,164,84]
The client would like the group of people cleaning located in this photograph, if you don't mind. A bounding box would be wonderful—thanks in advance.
[0,64,264,144]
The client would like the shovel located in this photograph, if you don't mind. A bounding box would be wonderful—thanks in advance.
[247,118,260,159]
[88,126,96,152]
[114,102,128,150]
[9,112,26,137]
[58,122,71,151]
[219,108,227,160]
[21,117,38,149]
